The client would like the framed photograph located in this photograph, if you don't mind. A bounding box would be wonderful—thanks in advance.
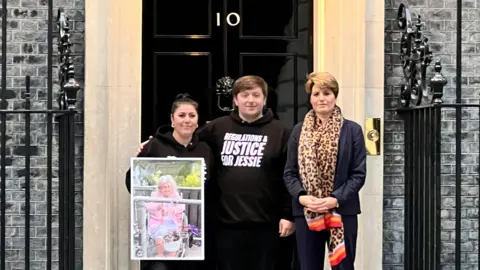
[130,157,205,261]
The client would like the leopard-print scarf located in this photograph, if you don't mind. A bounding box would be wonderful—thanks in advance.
[298,106,346,266]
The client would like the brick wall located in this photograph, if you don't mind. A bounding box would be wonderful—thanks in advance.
[384,0,479,269]
[0,0,84,269]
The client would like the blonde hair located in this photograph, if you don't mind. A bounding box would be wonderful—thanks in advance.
[305,72,339,97]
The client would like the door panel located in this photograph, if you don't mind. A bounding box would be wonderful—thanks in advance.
[142,0,312,140]
[142,0,222,140]
[154,1,212,37]
[227,0,311,127]
[239,0,297,38]
[239,53,299,126]
[152,53,213,128]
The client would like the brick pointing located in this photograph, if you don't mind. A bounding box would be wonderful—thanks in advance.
[0,0,84,269]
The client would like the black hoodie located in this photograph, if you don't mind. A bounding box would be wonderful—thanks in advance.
[197,109,293,229]
[125,125,215,192]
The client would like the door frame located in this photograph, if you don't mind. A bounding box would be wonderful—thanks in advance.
[83,1,384,269]
[140,0,315,138]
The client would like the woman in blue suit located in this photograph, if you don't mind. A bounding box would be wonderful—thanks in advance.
[283,72,366,270]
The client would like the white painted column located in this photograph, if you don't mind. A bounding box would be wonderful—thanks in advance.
[315,0,384,269]
[83,0,142,269]
[359,0,385,269]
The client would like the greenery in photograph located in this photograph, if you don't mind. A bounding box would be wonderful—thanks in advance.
[135,160,203,187]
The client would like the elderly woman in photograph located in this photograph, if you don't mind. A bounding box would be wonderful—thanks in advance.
[145,175,185,257]
[283,72,366,270]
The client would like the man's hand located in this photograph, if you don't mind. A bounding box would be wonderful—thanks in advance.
[279,219,295,237]
[136,136,153,156]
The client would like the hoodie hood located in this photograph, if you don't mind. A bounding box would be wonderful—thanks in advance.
[154,125,200,150]
[229,108,275,126]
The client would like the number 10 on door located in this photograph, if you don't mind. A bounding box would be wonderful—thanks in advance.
[216,12,240,27]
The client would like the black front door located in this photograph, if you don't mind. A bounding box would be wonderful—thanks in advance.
[142,0,313,140]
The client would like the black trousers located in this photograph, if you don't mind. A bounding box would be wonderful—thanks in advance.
[140,239,216,270]
[140,224,217,270]
[275,234,298,270]
[142,229,297,270]
[141,260,203,270]
[216,228,296,270]
[294,215,358,270]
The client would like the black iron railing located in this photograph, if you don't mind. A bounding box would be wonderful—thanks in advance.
[398,103,442,270]
[398,103,480,270]
[396,59,444,268]
[0,1,79,270]
[397,2,479,270]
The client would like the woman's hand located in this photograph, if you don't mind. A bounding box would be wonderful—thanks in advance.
[299,195,319,207]
[166,207,176,216]
[299,195,338,213]
[136,136,153,156]
[316,197,338,210]
[299,195,325,213]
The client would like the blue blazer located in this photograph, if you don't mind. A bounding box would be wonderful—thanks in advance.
[283,119,367,217]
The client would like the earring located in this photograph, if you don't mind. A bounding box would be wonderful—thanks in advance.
[171,123,174,128]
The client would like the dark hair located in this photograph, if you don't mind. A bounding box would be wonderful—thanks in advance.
[171,93,199,114]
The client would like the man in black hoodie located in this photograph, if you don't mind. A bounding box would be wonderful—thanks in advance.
[136,77,296,270]
[197,75,295,270]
